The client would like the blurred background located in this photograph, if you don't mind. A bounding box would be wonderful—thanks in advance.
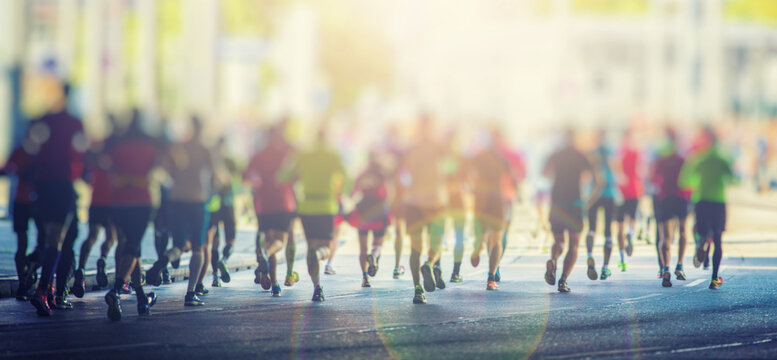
[2,0,777,213]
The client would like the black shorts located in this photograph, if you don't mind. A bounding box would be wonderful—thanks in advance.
[588,197,615,235]
[34,181,77,225]
[12,202,35,234]
[112,206,152,258]
[695,201,726,236]
[616,199,639,222]
[168,201,209,247]
[550,204,584,234]
[403,204,445,237]
[209,205,236,239]
[299,214,335,240]
[358,227,387,238]
[657,196,689,222]
[258,212,295,233]
[89,205,114,228]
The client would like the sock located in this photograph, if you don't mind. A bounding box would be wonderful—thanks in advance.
[453,262,461,275]
[619,250,625,263]
[487,273,495,282]
[663,266,670,273]
[363,272,368,278]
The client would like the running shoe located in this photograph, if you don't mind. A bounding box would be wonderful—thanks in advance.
[30,290,52,316]
[450,273,463,283]
[413,285,426,304]
[694,244,707,269]
[392,266,405,279]
[255,253,272,290]
[119,281,132,295]
[618,261,627,272]
[96,258,108,288]
[433,265,446,290]
[72,268,86,298]
[367,255,378,277]
[271,283,282,297]
[212,276,222,288]
[184,292,205,306]
[599,267,612,280]
[146,260,166,287]
[218,259,231,283]
[324,263,336,275]
[137,292,157,315]
[661,270,672,287]
[420,262,436,292]
[105,290,122,321]
[195,283,209,296]
[162,269,172,285]
[626,236,634,257]
[557,280,571,293]
[675,267,687,281]
[46,285,56,310]
[587,257,598,281]
[703,263,710,271]
[544,259,556,286]
[54,295,73,310]
[362,277,371,288]
[140,273,146,286]
[486,280,499,291]
[15,284,29,301]
[171,258,180,269]
[284,271,300,287]
[495,267,501,282]
[709,277,723,290]
[312,285,325,302]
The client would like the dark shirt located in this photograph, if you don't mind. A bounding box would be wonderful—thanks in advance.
[545,146,592,206]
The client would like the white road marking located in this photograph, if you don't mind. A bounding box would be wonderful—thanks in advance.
[623,293,662,302]
[685,278,706,287]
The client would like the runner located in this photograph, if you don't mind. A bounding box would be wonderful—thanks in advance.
[103,112,161,320]
[26,84,88,316]
[469,128,515,291]
[615,128,643,272]
[399,115,447,304]
[72,118,122,298]
[145,116,219,306]
[652,128,691,287]
[278,125,347,302]
[383,125,407,279]
[203,136,238,289]
[1,145,44,300]
[494,129,526,282]
[347,149,391,288]
[442,130,469,284]
[543,128,599,292]
[324,199,345,275]
[244,123,300,297]
[153,116,174,285]
[680,127,734,290]
[585,130,619,281]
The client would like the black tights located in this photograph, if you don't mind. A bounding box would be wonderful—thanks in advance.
[711,232,723,280]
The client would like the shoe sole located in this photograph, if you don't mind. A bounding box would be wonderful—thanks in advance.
[184,302,205,306]
[675,271,686,281]
[587,258,598,280]
[626,242,633,257]
[72,281,85,298]
[433,267,446,290]
[257,257,271,290]
[367,255,377,277]
[31,297,51,317]
[105,294,122,321]
[218,261,231,283]
[413,299,426,304]
[421,265,436,292]
[558,285,571,293]
[545,260,556,286]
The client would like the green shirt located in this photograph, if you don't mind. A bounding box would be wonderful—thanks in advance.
[679,146,734,203]
[279,143,346,215]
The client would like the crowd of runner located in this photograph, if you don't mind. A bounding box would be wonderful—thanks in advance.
[1,84,735,320]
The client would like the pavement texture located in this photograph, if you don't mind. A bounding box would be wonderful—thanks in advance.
[0,189,776,359]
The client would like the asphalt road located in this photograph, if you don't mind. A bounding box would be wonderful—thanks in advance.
[1,237,776,360]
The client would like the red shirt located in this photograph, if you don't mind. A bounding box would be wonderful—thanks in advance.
[353,164,387,200]
[244,142,296,214]
[619,147,643,200]
[108,133,160,206]
[4,147,34,203]
[653,153,691,200]
[29,112,85,183]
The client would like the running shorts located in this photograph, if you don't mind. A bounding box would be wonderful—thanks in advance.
[616,198,639,222]
[694,201,726,236]
[549,204,584,234]
[113,206,152,258]
[299,214,335,240]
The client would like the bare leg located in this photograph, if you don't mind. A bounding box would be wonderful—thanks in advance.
[409,233,423,286]
[562,232,581,279]
[78,224,102,270]
[677,218,687,265]
[359,233,369,274]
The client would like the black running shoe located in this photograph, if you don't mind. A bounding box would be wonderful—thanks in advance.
[545,259,556,286]
[557,280,571,293]
[194,283,209,296]
[675,267,687,281]
[587,257,598,280]
[255,252,271,290]
[625,234,634,257]
[420,262,436,292]
[146,260,165,287]
[105,290,122,321]
[218,259,231,283]
[312,285,325,302]
[162,269,172,284]
[413,285,426,304]
[184,292,205,306]
[367,255,378,277]
[15,282,29,301]
[171,258,180,269]
[433,265,445,290]
[137,292,157,315]
[54,296,73,310]
[30,290,52,316]
[72,268,86,298]
[96,258,108,288]
[661,271,672,288]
